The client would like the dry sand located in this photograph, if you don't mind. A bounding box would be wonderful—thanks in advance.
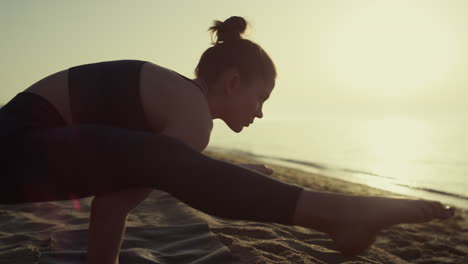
[0,149,466,263]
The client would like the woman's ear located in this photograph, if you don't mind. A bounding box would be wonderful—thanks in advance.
[221,68,241,96]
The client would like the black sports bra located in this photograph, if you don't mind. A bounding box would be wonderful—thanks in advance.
[68,59,202,133]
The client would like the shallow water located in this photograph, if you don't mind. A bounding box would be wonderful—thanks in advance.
[208,117,468,209]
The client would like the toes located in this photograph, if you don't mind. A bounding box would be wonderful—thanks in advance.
[427,201,455,220]
[442,205,455,219]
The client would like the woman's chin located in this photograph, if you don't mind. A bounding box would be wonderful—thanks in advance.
[229,124,244,133]
[233,126,244,133]
[224,120,246,133]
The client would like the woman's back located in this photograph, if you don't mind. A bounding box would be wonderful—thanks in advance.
[65,60,154,132]
[22,60,212,150]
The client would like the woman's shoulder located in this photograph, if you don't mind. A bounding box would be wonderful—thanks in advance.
[141,61,184,79]
[140,62,209,110]
[140,62,213,150]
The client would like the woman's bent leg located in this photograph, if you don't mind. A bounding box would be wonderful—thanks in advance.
[7,124,302,224]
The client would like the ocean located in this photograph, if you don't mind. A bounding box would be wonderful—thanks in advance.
[207,117,468,210]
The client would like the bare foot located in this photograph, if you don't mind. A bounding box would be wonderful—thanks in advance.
[293,190,455,257]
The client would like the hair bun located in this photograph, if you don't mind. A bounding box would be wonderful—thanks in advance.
[209,16,248,45]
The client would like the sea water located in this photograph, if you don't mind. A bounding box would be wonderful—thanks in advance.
[208,117,468,210]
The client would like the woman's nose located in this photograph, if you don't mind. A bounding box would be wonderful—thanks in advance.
[256,108,263,119]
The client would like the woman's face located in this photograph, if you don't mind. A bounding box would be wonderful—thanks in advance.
[223,76,274,133]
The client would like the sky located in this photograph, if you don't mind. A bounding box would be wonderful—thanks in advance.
[1,0,468,121]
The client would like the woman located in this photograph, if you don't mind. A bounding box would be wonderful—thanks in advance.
[0,16,455,264]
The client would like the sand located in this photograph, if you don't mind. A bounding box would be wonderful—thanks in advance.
[0,148,466,263]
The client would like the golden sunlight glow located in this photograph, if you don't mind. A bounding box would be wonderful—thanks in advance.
[358,117,434,182]
[321,1,459,97]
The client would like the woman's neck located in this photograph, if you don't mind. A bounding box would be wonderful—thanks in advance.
[192,77,223,119]
[192,78,209,96]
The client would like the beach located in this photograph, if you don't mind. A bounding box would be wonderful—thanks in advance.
[0,148,466,263]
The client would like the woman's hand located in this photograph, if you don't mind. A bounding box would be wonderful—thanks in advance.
[236,163,274,175]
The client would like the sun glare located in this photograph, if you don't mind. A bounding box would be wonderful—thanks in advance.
[357,117,435,185]
[320,1,459,97]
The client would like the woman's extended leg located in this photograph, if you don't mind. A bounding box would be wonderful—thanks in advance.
[6,124,302,222]
[4,124,301,264]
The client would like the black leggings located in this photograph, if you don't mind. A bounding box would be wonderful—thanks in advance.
[0,94,303,226]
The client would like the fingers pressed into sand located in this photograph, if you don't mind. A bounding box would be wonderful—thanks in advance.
[264,166,274,175]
